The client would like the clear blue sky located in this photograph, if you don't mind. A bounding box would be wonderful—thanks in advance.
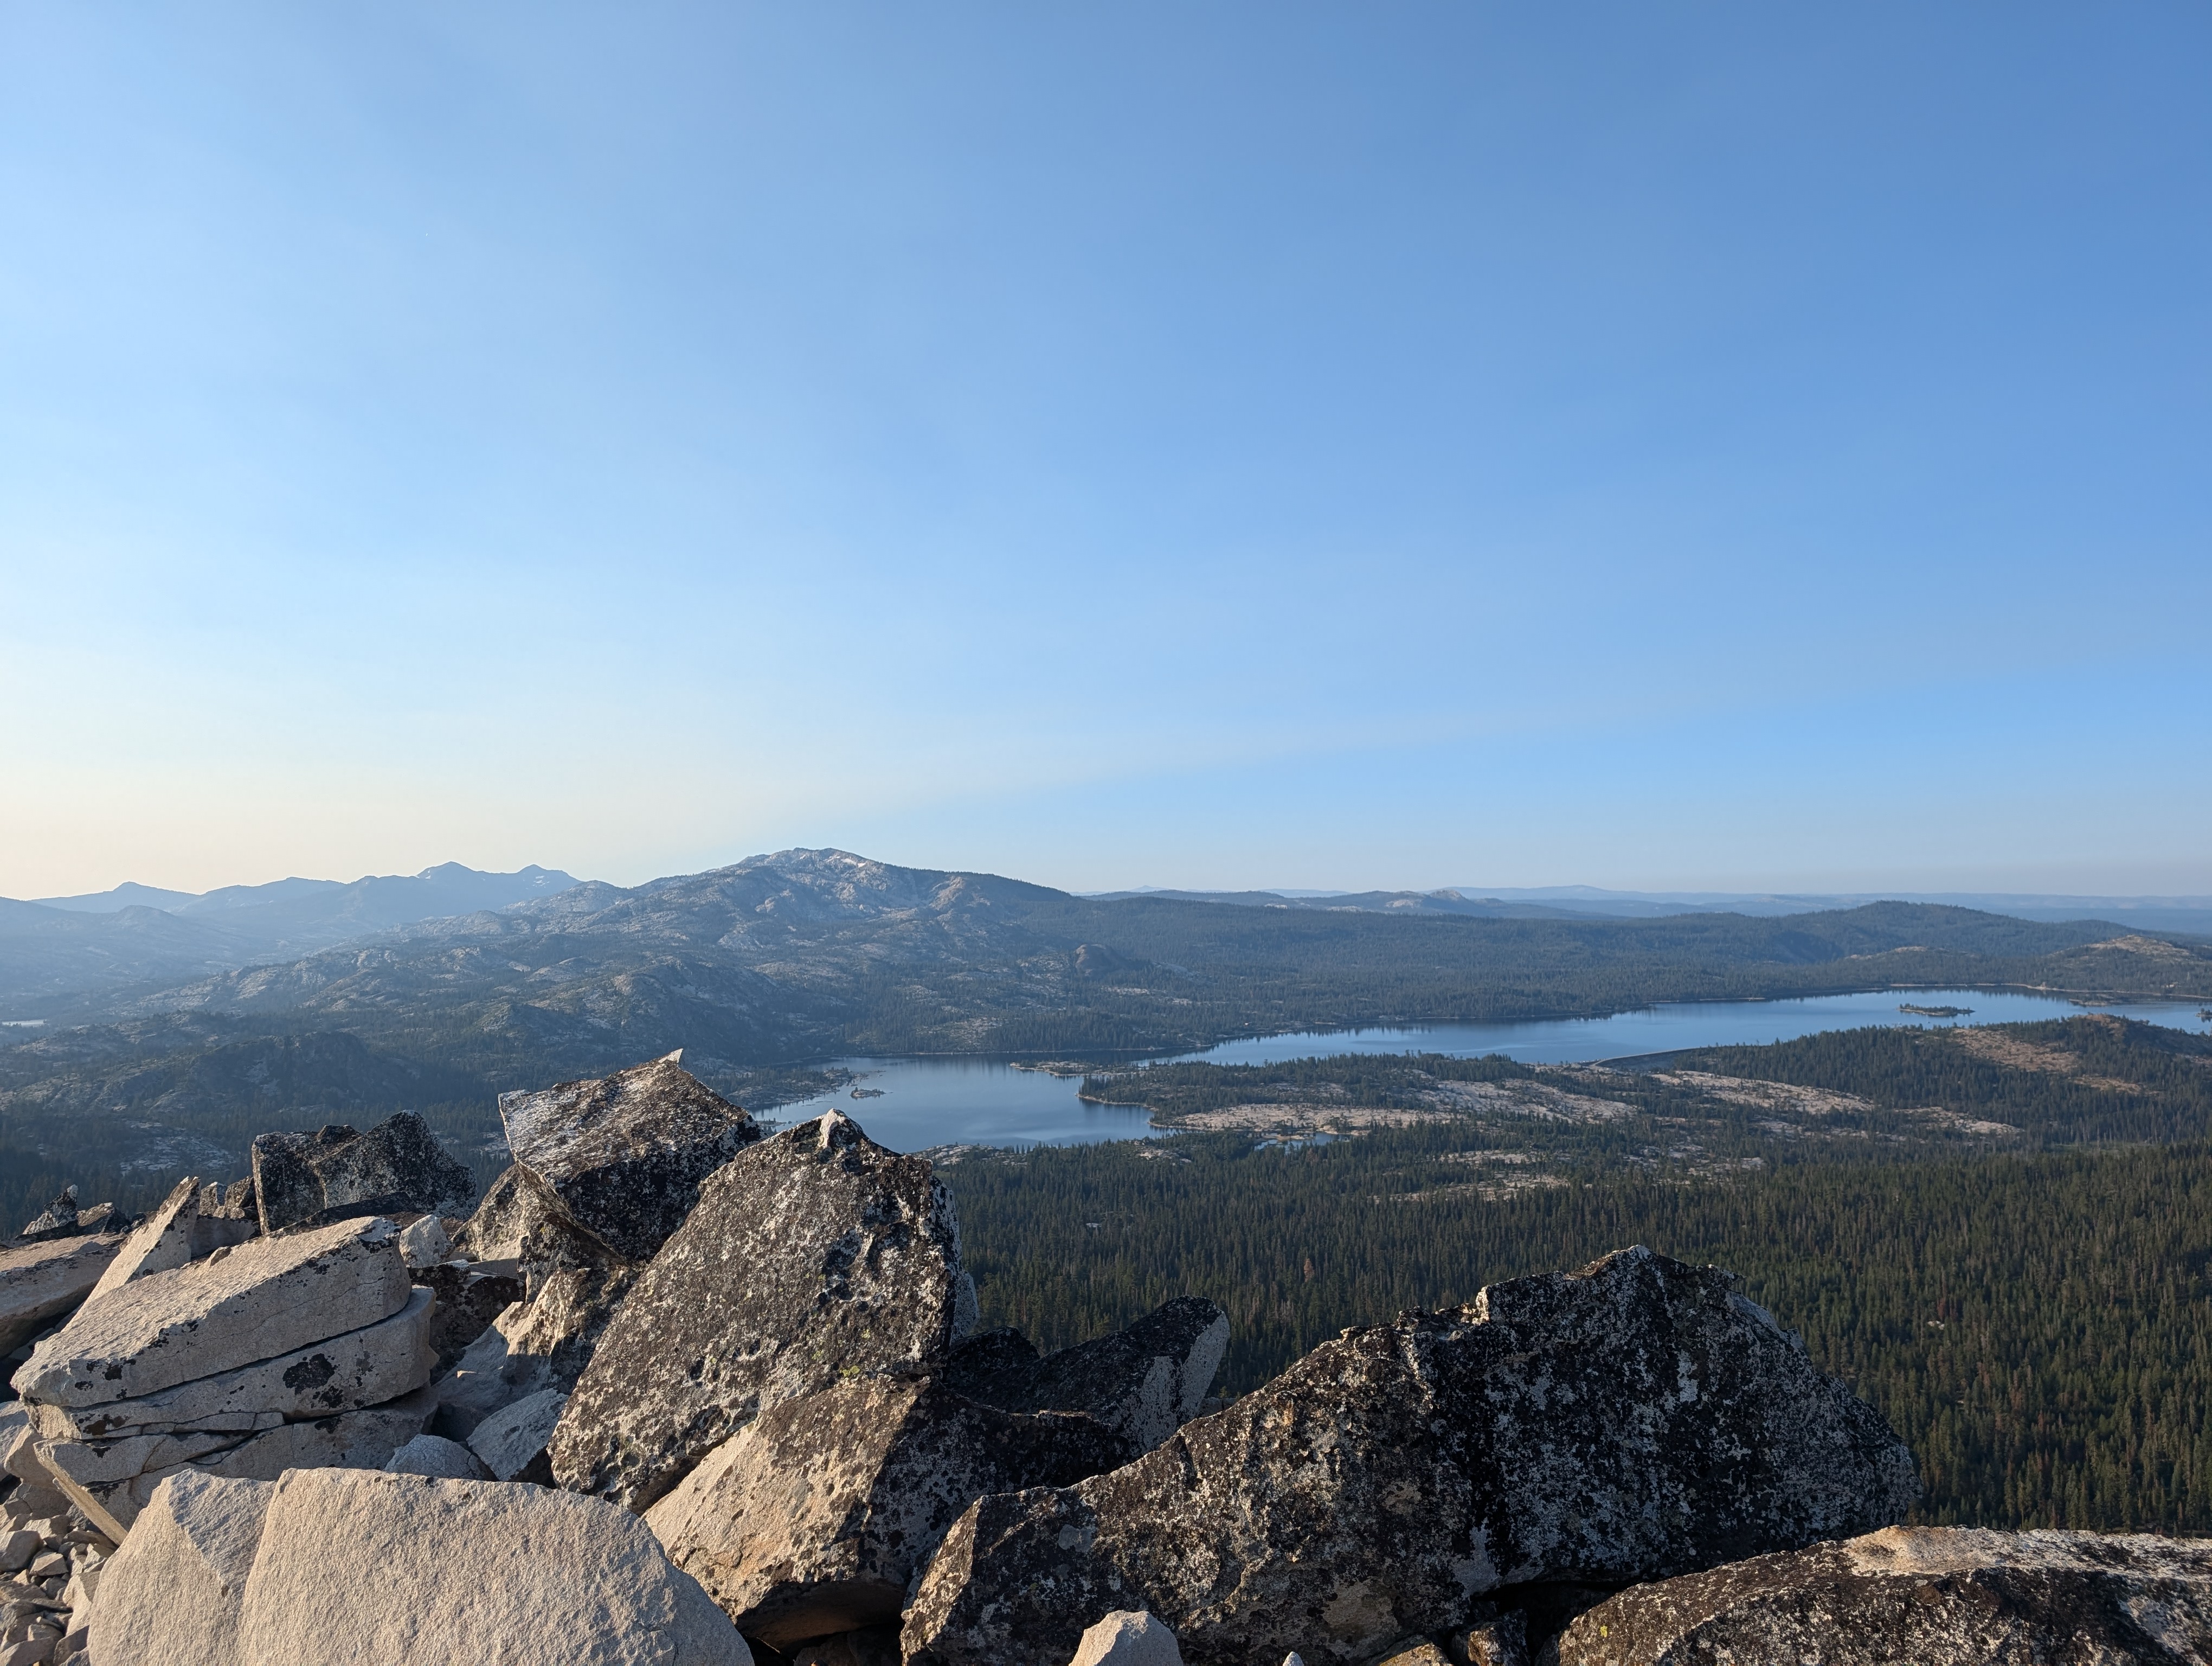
[3,4,2207,898]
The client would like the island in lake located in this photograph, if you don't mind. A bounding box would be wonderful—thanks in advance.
[1899,1003,1973,1017]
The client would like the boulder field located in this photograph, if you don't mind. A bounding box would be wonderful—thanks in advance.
[0,1051,2202,1666]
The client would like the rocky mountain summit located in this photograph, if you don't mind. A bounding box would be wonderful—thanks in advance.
[1,1052,2206,1665]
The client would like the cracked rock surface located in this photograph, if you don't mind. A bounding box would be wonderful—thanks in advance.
[497,1050,763,1263]
[552,1111,974,1513]
[903,1247,1918,1666]
[644,1373,1136,1648]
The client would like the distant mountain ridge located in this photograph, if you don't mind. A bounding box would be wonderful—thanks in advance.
[34,861,575,924]
[6,848,2211,1236]
[16,847,2206,1061]
[1091,884,2212,934]
[1,863,578,1010]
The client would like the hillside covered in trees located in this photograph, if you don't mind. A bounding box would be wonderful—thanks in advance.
[953,1018,2212,1533]
[950,1130,2212,1534]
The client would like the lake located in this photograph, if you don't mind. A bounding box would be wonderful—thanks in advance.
[763,987,2212,1154]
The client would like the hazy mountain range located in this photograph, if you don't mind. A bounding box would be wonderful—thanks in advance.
[5,846,2208,1061]
[1092,886,2212,933]
[7,854,2211,1035]
[0,863,576,1010]
[5,847,2210,1231]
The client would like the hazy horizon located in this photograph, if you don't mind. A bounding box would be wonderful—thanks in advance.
[17,853,2212,914]
[5,6,2207,899]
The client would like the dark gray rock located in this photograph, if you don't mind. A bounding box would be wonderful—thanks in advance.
[1548,1526,2212,1666]
[902,1247,1918,1666]
[249,1130,345,1234]
[498,1051,762,1263]
[414,1261,526,1370]
[551,1111,973,1513]
[18,1188,88,1244]
[250,1113,474,1234]
[642,1374,1136,1648]
[787,1628,900,1666]
[943,1297,1228,1453]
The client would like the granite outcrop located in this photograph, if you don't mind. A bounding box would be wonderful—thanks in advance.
[902,1247,1920,1666]
[551,1110,975,1512]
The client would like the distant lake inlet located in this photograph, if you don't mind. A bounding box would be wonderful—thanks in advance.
[764,987,2211,1153]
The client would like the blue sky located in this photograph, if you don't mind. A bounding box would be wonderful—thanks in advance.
[3,4,2207,897]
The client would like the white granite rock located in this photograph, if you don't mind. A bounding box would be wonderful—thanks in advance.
[38,1392,434,1535]
[0,1236,122,1359]
[644,1374,1134,1647]
[465,1388,566,1482]
[1070,1612,1184,1666]
[396,1215,453,1270]
[12,1218,410,1408]
[85,1180,203,1302]
[232,1469,753,1665]
[189,1394,435,1485]
[35,1285,435,1439]
[85,1472,274,1666]
[382,1433,492,1480]
[82,1177,250,1303]
[33,1425,242,1490]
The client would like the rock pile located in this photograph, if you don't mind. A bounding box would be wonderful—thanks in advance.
[644,1373,1139,1648]
[425,1053,763,1450]
[10,1215,438,1536]
[13,1048,2206,1666]
[0,1465,111,1666]
[15,1191,114,1246]
[901,1247,1921,1666]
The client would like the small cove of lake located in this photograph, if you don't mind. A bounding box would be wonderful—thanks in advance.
[763,987,2212,1154]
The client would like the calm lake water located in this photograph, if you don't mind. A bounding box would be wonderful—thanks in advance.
[764,988,2212,1154]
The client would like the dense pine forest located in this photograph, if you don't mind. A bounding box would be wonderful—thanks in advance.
[958,1018,2212,1532]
